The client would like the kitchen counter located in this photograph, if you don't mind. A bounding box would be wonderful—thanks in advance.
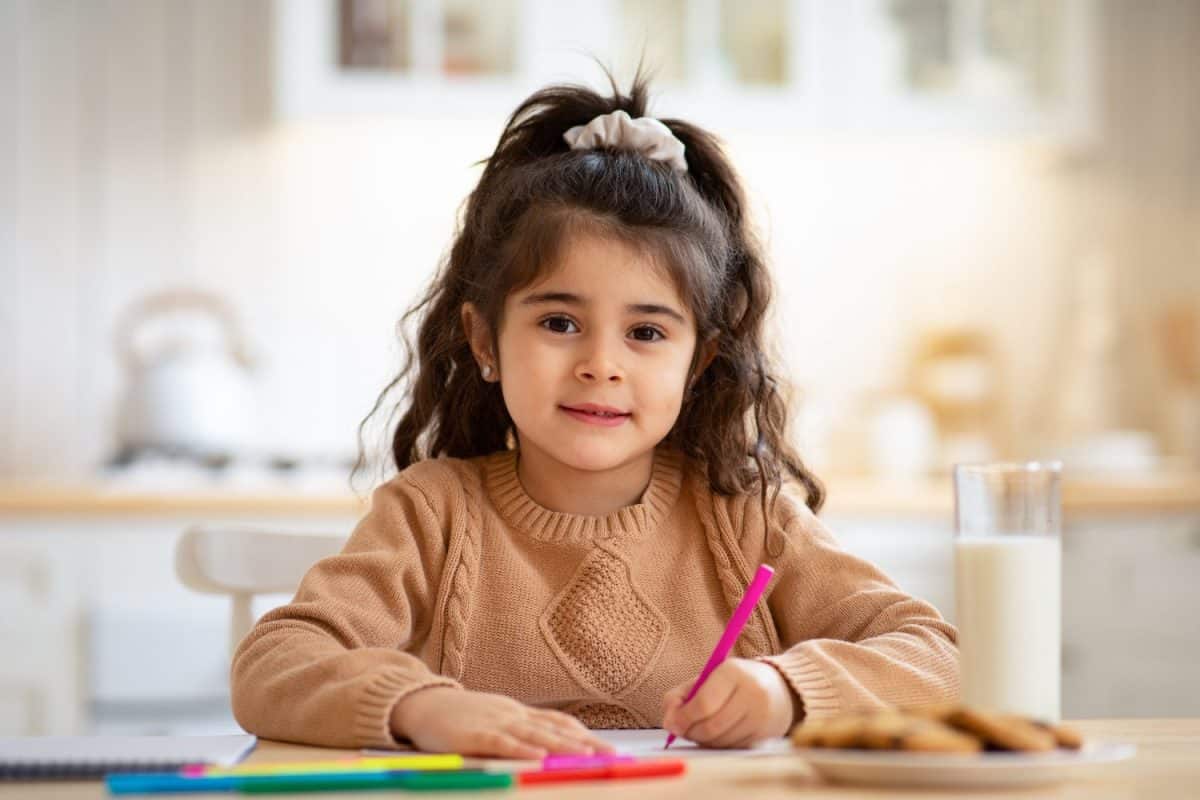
[2,472,1200,516]
[822,472,1200,516]
[0,484,369,515]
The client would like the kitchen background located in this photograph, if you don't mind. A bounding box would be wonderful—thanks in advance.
[2,0,1199,736]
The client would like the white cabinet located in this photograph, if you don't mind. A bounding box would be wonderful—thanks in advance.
[824,514,956,621]
[274,0,1097,141]
[1061,514,1200,719]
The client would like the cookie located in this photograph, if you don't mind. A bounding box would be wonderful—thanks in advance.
[789,719,826,748]
[817,715,872,749]
[895,720,983,753]
[793,711,981,753]
[791,714,867,748]
[1031,719,1084,750]
[792,706,1078,755]
[856,711,911,750]
[902,703,957,722]
[943,708,1057,752]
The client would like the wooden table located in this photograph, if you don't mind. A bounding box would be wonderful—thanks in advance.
[3,720,1196,798]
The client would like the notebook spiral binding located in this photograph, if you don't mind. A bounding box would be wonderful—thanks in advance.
[1,760,189,780]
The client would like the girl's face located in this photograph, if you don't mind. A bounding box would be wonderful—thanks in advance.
[478,232,703,474]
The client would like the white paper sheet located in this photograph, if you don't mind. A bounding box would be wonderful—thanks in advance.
[364,730,790,759]
[592,729,790,758]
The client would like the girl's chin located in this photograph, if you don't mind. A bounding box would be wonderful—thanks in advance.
[552,446,637,473]
[512,420,662,472]
[530,437,650,473]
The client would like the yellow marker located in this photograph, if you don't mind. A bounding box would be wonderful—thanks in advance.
[197,753,464,777]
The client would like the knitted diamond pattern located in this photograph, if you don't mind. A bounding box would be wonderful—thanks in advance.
[569,702,647,729]
[542,548,667,696]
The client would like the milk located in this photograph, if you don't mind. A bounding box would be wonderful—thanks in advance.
[954,535,1061,721]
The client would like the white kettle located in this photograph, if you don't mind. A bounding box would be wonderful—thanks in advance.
[114,290,258,461]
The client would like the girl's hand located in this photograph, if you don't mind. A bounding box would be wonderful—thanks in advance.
[389,687,615,759]
[661,658,798,748]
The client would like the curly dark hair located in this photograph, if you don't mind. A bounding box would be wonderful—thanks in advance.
[359,69,824,515]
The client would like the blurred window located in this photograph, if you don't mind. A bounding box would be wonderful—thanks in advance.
[338,0,517,76]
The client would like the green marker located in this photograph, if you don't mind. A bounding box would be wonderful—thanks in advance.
[239,770,513,793]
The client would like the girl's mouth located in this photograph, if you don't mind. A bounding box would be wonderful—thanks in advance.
[559,404,631,427]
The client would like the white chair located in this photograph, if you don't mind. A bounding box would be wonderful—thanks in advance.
[174,527,346,655]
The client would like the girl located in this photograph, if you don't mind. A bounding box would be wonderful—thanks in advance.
[231,74,958,757]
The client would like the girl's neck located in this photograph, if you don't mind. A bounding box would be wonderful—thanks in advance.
[515,443,655,516]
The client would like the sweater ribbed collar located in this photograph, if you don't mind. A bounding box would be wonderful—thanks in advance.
[483,445,684,543]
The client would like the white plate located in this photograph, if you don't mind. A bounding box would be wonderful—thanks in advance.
[799,741,1136,789]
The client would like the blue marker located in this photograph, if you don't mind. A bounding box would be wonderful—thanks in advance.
[106,768,513,794]
[106,772,242,794]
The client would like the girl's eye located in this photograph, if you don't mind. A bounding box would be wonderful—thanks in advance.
[630,326,664,342]
[541,316,578,334]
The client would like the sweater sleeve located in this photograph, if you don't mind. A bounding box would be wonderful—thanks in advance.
[755,502,960,721]
[229,471,462,748]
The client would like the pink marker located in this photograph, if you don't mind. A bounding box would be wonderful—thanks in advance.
[664,563,775,750]
[542,753,636,770]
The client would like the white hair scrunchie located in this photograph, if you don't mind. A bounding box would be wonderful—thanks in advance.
[563,109,688,173]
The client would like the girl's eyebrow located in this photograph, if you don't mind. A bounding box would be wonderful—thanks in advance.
[520,291,688,325]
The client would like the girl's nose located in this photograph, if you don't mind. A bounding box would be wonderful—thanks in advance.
[576,362,623,382]
[575,343,624,383]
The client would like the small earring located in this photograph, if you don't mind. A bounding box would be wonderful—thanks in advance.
[481,364,493,379]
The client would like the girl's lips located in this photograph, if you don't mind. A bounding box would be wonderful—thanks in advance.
[560,405,631,427]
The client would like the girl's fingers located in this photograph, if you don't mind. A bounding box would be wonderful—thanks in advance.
[470,730,546,760]
[662,685,687,712]
[670,679,736,738]
[685,706,743,745]
[661,689,687,731]
[707,709,758,749]
[535,710,616,753]
[681,685,742,744]
[586,733,617,754]
[537,709,591,736]
[510,720,594,755]
[570,731,615,754]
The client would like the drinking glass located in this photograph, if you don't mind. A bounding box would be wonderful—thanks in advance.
[954,461,1062,721]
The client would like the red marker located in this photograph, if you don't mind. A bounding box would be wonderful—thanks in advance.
[517,758,686,786]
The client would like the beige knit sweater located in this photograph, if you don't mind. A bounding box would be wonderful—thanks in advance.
[230,447,959,748]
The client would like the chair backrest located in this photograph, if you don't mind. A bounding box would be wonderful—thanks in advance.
[175,526,346,654]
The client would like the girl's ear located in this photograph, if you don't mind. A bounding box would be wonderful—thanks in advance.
[691,335,719,386]
[461,302,499,382]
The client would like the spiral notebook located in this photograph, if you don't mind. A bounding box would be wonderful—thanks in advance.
[0,734,256,780]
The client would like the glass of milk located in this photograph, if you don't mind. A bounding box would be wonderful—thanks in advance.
[954,461,1062,721]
